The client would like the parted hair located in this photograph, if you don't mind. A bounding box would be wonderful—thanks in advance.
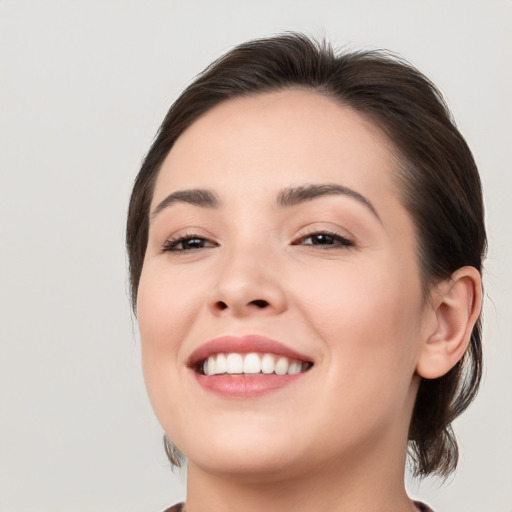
[126,33,486,478]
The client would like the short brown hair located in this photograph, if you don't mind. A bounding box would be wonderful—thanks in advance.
[126,33,486,478]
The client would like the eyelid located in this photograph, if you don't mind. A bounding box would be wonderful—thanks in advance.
[158,223,355,254]
[160,231,219,253]
[292,228,355,248]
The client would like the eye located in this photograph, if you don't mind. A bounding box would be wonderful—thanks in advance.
[293,231,354,248]
[161,234,218,252]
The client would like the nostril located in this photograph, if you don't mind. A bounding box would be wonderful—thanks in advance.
[250,299,269,308]
[211,299,271,312]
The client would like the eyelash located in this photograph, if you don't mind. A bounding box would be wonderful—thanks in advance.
[292,230,354,249]
[161,230,354,253]
[161,233,218,253]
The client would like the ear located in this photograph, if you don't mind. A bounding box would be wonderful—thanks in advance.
[416,266,482,379]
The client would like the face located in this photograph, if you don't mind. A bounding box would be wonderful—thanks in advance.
[137,90,433,480]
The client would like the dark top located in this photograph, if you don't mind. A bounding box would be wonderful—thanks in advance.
[414,502,434,511]
[163,501,434,511]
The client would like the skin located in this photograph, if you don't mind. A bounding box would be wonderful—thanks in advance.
[137,90,479,511]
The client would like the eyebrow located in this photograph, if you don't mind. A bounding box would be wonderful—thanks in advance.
[151,188,220,219]
[276,183,381,221]
[151,183,380,221]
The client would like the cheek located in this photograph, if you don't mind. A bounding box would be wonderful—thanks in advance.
[296,256,423,386]
[137,263,202,351]
[136,264,204,411]
[136,265,212,449]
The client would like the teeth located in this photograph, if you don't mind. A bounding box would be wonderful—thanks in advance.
[201,353,309,376]
[274,356,289,375]
[226,353,243,373]
[243,353,261,374]
[206,356,216,376]
[215,353,227,374]
[288,361,302,375]
[261,353,275,374]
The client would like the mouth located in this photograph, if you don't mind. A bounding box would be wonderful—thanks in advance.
[197,352,313,376]
[187,335,314,397]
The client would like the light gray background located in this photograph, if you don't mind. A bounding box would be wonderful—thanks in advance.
[1,1,511,511]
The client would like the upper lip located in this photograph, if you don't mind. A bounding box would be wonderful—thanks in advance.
[187,335,313,368]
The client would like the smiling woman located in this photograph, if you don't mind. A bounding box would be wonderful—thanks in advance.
[126,33,485,512]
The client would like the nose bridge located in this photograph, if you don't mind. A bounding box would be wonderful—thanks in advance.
[207,237,286,316]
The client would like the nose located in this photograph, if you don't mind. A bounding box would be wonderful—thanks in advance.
[207,247,287,317]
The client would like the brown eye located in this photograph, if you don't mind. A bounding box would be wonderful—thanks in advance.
[162,236,217,252]
[296,232,353,248]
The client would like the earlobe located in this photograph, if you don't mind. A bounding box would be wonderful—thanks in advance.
[416,266,482,380]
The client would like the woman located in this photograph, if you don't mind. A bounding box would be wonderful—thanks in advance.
[126,33,485,512]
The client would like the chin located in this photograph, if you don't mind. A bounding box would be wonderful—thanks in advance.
[180,428,306,480]
[190,452,301,482]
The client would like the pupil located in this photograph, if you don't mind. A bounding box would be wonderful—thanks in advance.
[185,238,202,249]
[314,234,332,244]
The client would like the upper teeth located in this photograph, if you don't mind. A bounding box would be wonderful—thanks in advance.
[202,353,307,376]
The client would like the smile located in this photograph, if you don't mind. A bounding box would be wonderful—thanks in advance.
[188,335,314,397]
[200,352,312,376]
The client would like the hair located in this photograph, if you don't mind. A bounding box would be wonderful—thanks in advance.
[126,32,486,478]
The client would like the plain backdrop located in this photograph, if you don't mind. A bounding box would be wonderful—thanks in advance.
[0,1,511,511]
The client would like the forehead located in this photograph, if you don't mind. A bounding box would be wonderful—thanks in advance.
[152,90,401,210]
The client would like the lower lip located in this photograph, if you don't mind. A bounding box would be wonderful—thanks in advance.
[194,372,307,398]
